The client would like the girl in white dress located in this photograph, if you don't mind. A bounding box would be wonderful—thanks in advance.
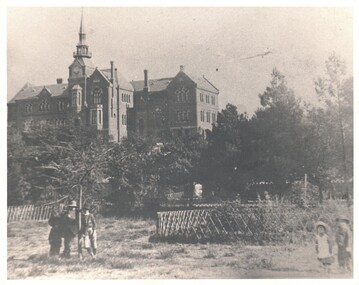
[315,221,334,273]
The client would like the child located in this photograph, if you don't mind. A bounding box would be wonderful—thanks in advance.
[335,215,352,272]
[315,221,333,273]
[81,205,97,258]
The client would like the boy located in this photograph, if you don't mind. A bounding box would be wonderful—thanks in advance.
[81,204,97,258]
[335,215,352,272]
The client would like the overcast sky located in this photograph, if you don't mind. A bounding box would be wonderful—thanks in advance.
[7,7,353,114]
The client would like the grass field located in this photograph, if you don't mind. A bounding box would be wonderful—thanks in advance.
[7,217,352,279]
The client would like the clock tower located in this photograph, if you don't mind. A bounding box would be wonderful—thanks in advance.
[68,10,95,122]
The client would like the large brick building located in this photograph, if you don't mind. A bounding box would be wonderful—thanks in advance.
[128,66,219,137]
[8,14,219,140]
[8,14,134,142]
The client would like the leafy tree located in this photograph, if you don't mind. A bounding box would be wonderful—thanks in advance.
[311,53,353,200]
[198,104,245,198]
[8,125,113,206]
[105,132,207,214]
[246,68,307,197]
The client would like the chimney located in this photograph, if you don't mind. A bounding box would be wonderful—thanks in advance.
[180,65,185,72]
[110,61,114,83]
[144,69,149,92]
[56,78,63,84]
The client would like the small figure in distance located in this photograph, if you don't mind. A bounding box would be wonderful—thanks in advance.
[315,221,334,273]
[80,204,97,258]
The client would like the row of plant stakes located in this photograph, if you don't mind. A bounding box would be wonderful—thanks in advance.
[154,200,352,244]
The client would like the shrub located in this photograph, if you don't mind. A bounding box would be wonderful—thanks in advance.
[214,197,352,244]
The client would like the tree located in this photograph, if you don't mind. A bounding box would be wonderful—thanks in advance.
[8,125,113,206]
[246,68,307,197]
[105,132,207,214]
[198,104,245,198]
[313,53,353,200]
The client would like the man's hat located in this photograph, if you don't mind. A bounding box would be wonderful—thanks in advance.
[315,221,328,231]
[336,215,350,223]
[67,200,77,208]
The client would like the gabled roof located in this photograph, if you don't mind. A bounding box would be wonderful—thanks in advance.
[101,69,134,92]
[131,77,173,93]
[182,72,219,93]
[131,71,219,94]
[9,83,68,103]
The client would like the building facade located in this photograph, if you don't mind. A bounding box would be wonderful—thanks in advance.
[128,66,219,137]
[8,15,219,140]
[8,14,134,142]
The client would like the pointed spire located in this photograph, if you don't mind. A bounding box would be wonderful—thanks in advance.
[79,8,85,35]
[73,8,91,59]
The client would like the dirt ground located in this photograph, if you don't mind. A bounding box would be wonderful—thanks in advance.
[7,218,353,279]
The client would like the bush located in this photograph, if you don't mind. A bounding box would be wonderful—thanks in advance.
[214,197,352,244]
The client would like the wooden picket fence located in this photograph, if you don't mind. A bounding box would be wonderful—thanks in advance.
[7,204,63,223]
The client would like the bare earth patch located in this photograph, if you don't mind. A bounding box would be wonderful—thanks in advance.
[7,218,352,279]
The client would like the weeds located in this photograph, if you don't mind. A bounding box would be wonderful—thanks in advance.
[203,249,216,259]
[109,259,134,270]
[223,252,235,257]
[141,243,153,249]
[157,249,175,259]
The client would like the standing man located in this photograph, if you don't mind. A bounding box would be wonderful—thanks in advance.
[61,200,79,258]
[48,206,63,256]
[80,204,97,258]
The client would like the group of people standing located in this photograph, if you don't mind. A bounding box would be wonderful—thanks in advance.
[48,200,97,259]
[315,215,352,273]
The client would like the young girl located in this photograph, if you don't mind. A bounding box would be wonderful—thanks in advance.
[315,221,333,273]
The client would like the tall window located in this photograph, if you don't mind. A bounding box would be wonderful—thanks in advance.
[205,95,209,104]
[212,113,216,123]
[200,93,204,102]
[200,110,204,122]
[72,94,77,106]
[91,110,97,124]
[99,110,102,124]
[211,96,215,105]
[206,111,211,123]
[25,104,33,113]
[93,88,102,104]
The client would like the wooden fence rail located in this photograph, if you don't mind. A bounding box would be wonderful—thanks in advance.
[7,204,63,223]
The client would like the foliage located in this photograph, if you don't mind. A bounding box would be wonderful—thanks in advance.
[8,125,113,206]
[214,197,352,244]
[286,181,320,208]
[309,53,353,199]
[105,132,207,214]
[198,104,247,198]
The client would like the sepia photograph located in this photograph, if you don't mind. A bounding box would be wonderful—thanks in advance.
[6,4,354,280]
